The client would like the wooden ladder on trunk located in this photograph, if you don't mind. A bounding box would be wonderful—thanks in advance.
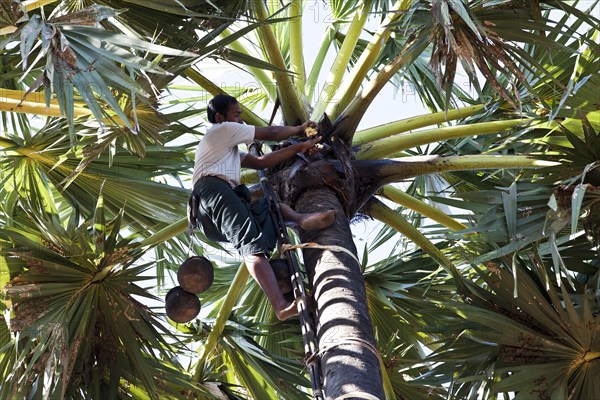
[249,142,324,400]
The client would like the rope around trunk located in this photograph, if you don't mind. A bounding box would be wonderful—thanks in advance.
[281,242,361,266]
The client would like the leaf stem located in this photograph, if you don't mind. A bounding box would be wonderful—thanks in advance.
[356,119,533,160]
[326,0,407,120]
[253,0,306,124]
[0,89,91,118]
[289,0,306,96]
[584,351,600,362]
[381,186,468,232]
[184,68,267,126]
[372,155,559,183]
[369,199,467,293]
[305,25,336,102]
[352,104,485,145]
[139,218,188,248]
[311,0,372,121]
[219,28,277,101]
[192,263,250,381]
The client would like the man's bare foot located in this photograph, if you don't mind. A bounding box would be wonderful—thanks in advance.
[275,300,299,321]
[299,210,336,231]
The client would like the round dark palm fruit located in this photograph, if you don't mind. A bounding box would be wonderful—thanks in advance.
[270,258,293,295]
[177,256,214,294]
[165,286,201,323]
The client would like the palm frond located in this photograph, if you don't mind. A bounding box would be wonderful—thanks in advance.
[421,259,600,399]
[0,208,202,399]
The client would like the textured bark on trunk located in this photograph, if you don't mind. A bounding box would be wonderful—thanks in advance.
[294,187,384,399]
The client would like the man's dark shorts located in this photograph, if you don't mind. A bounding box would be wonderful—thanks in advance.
[190,176,278,257]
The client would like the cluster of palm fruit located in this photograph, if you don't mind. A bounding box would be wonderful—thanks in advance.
[165,256,214,323]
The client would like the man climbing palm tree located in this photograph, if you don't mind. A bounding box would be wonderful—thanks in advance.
[189,95,336,320]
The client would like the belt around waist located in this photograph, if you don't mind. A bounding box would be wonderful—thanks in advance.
[193,175,233,192]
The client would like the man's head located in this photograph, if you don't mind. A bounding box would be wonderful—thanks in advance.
[207,95,243,124]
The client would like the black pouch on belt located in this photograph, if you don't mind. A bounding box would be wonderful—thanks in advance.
[187,193,228,242]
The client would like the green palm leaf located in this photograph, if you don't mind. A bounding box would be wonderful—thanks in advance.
[0,208,206,399]
[423,261,600,399]
[3,1,600,398]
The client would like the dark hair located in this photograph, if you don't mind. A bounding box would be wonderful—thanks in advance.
[207,95,238,123]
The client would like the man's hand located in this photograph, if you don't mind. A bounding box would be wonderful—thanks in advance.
[298,135,322,154]
[255,119,318,141]
[243,135,323,170]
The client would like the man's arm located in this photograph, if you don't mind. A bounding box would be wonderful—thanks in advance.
[253,120,314,142]
[241,136,321,170]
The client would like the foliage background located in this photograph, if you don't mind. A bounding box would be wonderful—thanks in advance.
[1,1,600,399]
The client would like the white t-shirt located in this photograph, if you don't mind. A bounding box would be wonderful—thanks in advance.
[192,122,255,187]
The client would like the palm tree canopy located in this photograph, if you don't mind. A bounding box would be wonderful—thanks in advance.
[1,0,599,399]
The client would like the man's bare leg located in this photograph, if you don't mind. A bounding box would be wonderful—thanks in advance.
[279,203,336,231]
[244,254,298,321]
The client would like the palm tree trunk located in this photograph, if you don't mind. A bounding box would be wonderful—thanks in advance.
[294,188,384,399]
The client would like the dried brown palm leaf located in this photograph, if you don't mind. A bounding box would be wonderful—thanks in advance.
[428,1,543,110]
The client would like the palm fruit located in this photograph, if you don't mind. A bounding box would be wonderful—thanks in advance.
[165,286,201,323]
[177,256,214,294]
